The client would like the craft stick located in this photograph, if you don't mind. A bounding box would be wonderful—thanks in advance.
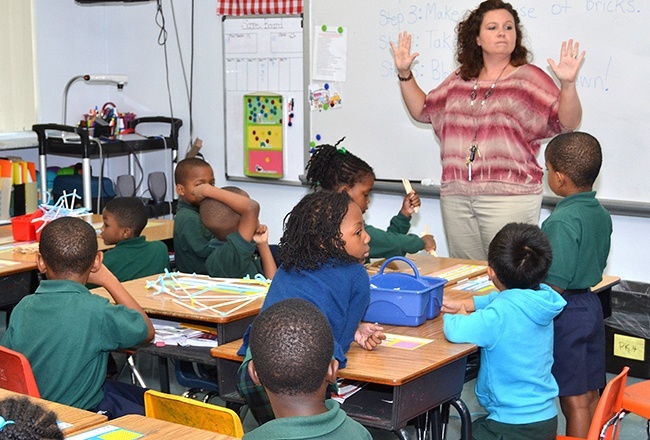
[223,297,259,316]
[171,298,200,312]
[401,178,419,213]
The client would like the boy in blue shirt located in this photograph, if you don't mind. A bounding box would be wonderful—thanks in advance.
[542,131,612,437]
[1,217,154,418]
[443,223,566,440]
[244,298,371,439]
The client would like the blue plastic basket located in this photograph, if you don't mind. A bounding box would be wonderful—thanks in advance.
[363,256,445,326]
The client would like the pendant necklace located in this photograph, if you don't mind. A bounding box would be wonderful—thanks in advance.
[466,63,509,181]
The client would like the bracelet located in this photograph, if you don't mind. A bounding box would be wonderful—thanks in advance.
[398,71,413,82]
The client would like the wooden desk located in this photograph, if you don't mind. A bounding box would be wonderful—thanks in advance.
[91,273,265,393]
[0,388,107,435]
[0,215,173,308]
[65,414,237,439]
[211,307,476,439]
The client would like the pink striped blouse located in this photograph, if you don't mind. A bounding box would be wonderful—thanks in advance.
[416,64,565,197]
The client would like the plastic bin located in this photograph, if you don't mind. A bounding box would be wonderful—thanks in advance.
[363,256,445,326]
[11,209,44,241]
[604,280,650,378]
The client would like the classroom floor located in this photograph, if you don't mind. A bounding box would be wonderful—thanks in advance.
[0,311,647,439]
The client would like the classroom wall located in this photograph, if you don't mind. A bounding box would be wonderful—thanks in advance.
[32,0,650,282]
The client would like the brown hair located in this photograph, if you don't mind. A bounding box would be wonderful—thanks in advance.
[456,0,530,80]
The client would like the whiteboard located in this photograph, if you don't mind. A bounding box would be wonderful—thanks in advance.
[223,15,305,182]
[306,1,649,203]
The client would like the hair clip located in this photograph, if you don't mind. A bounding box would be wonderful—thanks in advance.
[0,417,15,431]
[337,147,347,155]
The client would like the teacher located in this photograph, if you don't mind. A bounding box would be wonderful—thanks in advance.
[391,0,584,260]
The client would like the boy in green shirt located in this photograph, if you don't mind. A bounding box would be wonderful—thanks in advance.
[173,158,216,274]
[100,197,170,281]
[1,217,154,417]
[244,298,371,439]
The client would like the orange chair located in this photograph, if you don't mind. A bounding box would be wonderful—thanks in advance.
[557,366,629,440]
[621,378,650,439]
[0,346,40,397]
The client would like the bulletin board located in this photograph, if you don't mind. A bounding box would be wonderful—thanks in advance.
[223,15,305,183]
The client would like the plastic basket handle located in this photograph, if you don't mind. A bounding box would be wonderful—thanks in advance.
[378,256,423,280]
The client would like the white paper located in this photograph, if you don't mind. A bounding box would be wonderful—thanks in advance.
[312,25,348,82]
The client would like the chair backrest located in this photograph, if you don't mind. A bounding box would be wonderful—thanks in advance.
[144,389,244,438]
[0,346,40,398]
[587,366,629,440]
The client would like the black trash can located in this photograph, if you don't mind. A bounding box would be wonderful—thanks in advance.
[604,280,650,378]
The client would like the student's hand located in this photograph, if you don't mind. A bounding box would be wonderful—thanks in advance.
[355,322,386,350]
[441,300,470,315]
[191,183,217,203]
[253,224,269,245]
[400,191,421,217]
[422,234,436,252]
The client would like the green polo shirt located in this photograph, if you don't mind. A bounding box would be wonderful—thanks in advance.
[205,231,264,278]
[173,199,214,274]
[243,399,372,439]
[103,236,170,282]
[366,212,425,258]
[0,280,148,410]
[542,191,612,290]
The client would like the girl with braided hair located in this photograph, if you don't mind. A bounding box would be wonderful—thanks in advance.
[0,397,63,440]
[236,191,385,425]
[305,138,436,258]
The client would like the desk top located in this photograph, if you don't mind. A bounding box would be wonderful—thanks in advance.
[0,215,173,277]
[0,388,107,435]
[91,274,265,325]
[211,298,476,387]
[65,414,237,439]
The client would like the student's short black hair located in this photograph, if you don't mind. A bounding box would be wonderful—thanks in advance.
[39,217,97,275]
[199,186,249,241]
[250,298,334,396]
[279,191,359,271]
[545,131,602,189]
[305,139,375,190]
[0,396,64,440]
[488,222,552,290]
[104,197,148,236]
[174,158,212,186]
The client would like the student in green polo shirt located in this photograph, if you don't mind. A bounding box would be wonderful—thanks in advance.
[100,197,170,281]
[1,217,154,418]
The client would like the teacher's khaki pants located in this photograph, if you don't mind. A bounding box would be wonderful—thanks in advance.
[441,193,542,261]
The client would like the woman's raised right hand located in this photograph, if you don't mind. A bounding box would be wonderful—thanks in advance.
[390,31,420,75]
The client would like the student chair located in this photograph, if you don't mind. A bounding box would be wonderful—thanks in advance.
[144,389,244,438]
[0,346,40,397]
[622,378,650,439]
[557,366,629,440]
[173,360,219,402]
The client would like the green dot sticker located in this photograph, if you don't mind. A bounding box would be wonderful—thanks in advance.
[338,27,344,34]
[321,25,327,31]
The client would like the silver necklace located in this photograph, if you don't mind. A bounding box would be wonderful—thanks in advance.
[466,64,509,181]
